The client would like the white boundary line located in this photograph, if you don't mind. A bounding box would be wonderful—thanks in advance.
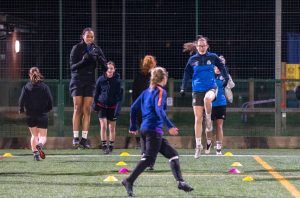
[8,154,300,158]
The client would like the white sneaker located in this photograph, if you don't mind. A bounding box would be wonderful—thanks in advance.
[194,145,203,159]
[205,143,212,154]
[216,149,222,156]
[205,117,213,132]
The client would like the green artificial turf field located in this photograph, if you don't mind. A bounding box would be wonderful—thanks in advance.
[1,149,300,197]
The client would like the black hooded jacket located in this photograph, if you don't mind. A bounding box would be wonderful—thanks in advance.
[132,72,151,102]
[69,42,107,89]
[93,72,123,116]
[19,81,53,116]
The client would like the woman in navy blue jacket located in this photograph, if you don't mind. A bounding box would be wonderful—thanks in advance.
[19,67,53,161]
[69,27,107,149]
[92,61,123,154]
[122,67,193,197]
[180,35,229,159]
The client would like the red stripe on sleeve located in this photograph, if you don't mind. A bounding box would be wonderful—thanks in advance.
[157,87,163,107]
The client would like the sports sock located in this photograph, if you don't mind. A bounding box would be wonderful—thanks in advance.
[82,131,88,139]
[207,139,212,145]
[216,141,222,150]
[127,156,153,183]
[109,141,114,146]
[169,157,183,182]
[102,141,107,147]
[196,138,202,148]
[206,113,211,120]
[73,131,79,138]
[39,136,47,146]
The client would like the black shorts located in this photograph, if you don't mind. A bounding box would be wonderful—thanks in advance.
[26,115,48,129]
[192,89,217,106]
[212,105,226,120]
[98,107,117,121]
[69,82,95,97]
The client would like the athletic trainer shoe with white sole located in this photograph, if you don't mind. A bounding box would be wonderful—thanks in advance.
[205,142,212,154]
[194,145,203,159]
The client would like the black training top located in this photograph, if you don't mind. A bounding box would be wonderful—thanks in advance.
[69,42,107,89]
[19,81,53,116]
[132,72,151,102]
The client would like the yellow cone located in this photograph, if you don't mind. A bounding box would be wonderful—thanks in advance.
[3,153,13,157]
[224,152,233,156]
[243,176,254,182]
[103,176,118,182]
[231,162,243,167]
[120,152,130,156]
[116,161,127,166]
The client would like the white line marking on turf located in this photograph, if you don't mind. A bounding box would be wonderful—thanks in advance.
[10,154,300,158]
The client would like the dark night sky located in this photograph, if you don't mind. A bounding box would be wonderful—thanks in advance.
[0,0,299,79]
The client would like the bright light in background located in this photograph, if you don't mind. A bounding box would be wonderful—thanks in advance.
[15,40,20,53]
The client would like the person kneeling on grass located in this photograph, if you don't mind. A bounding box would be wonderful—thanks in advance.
[92,61,123,154]
[18,67,53,161]
[122,67,193,197]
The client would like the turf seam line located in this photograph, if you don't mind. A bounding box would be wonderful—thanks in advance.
[254,155,300,198]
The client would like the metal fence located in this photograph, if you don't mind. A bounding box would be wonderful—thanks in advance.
[0,0,299,137]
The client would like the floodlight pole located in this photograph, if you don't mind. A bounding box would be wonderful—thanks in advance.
[275,0,283,135]
[57,0,65,136]
[122,0,126,99]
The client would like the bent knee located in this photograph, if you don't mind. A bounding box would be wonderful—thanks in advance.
[169,155,179,162]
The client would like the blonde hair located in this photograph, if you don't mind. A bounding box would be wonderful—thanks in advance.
[29,67,44,84]
[140,55,157,75]
[150,67,168,89]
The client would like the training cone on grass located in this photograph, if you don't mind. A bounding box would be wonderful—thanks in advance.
[243,176,254,182]
[104,176,118,182]
[116,161,127,166]
[118,168,129,173]
[3,153,13,157]
[224,152,233,156]
[231,162,243,167]
[119,152,130,156]
[228,168,240,174]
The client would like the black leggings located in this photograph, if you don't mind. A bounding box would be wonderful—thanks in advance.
[127,130,183,184]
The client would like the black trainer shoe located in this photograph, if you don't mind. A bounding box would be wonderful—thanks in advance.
[122,179,134,197]
[178,181,194,192]
[108,145,113,154]
[73,137,80,148]
[33,152,40,161]
[79,138,90,149]
[205,142,212,154]
[36,143,45,159]
[147,163,154,171]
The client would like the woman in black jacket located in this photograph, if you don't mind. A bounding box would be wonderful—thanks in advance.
[19,67,53,161]
[131,55,157,169]
[69,27,107,149]
[92,61,123,154]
